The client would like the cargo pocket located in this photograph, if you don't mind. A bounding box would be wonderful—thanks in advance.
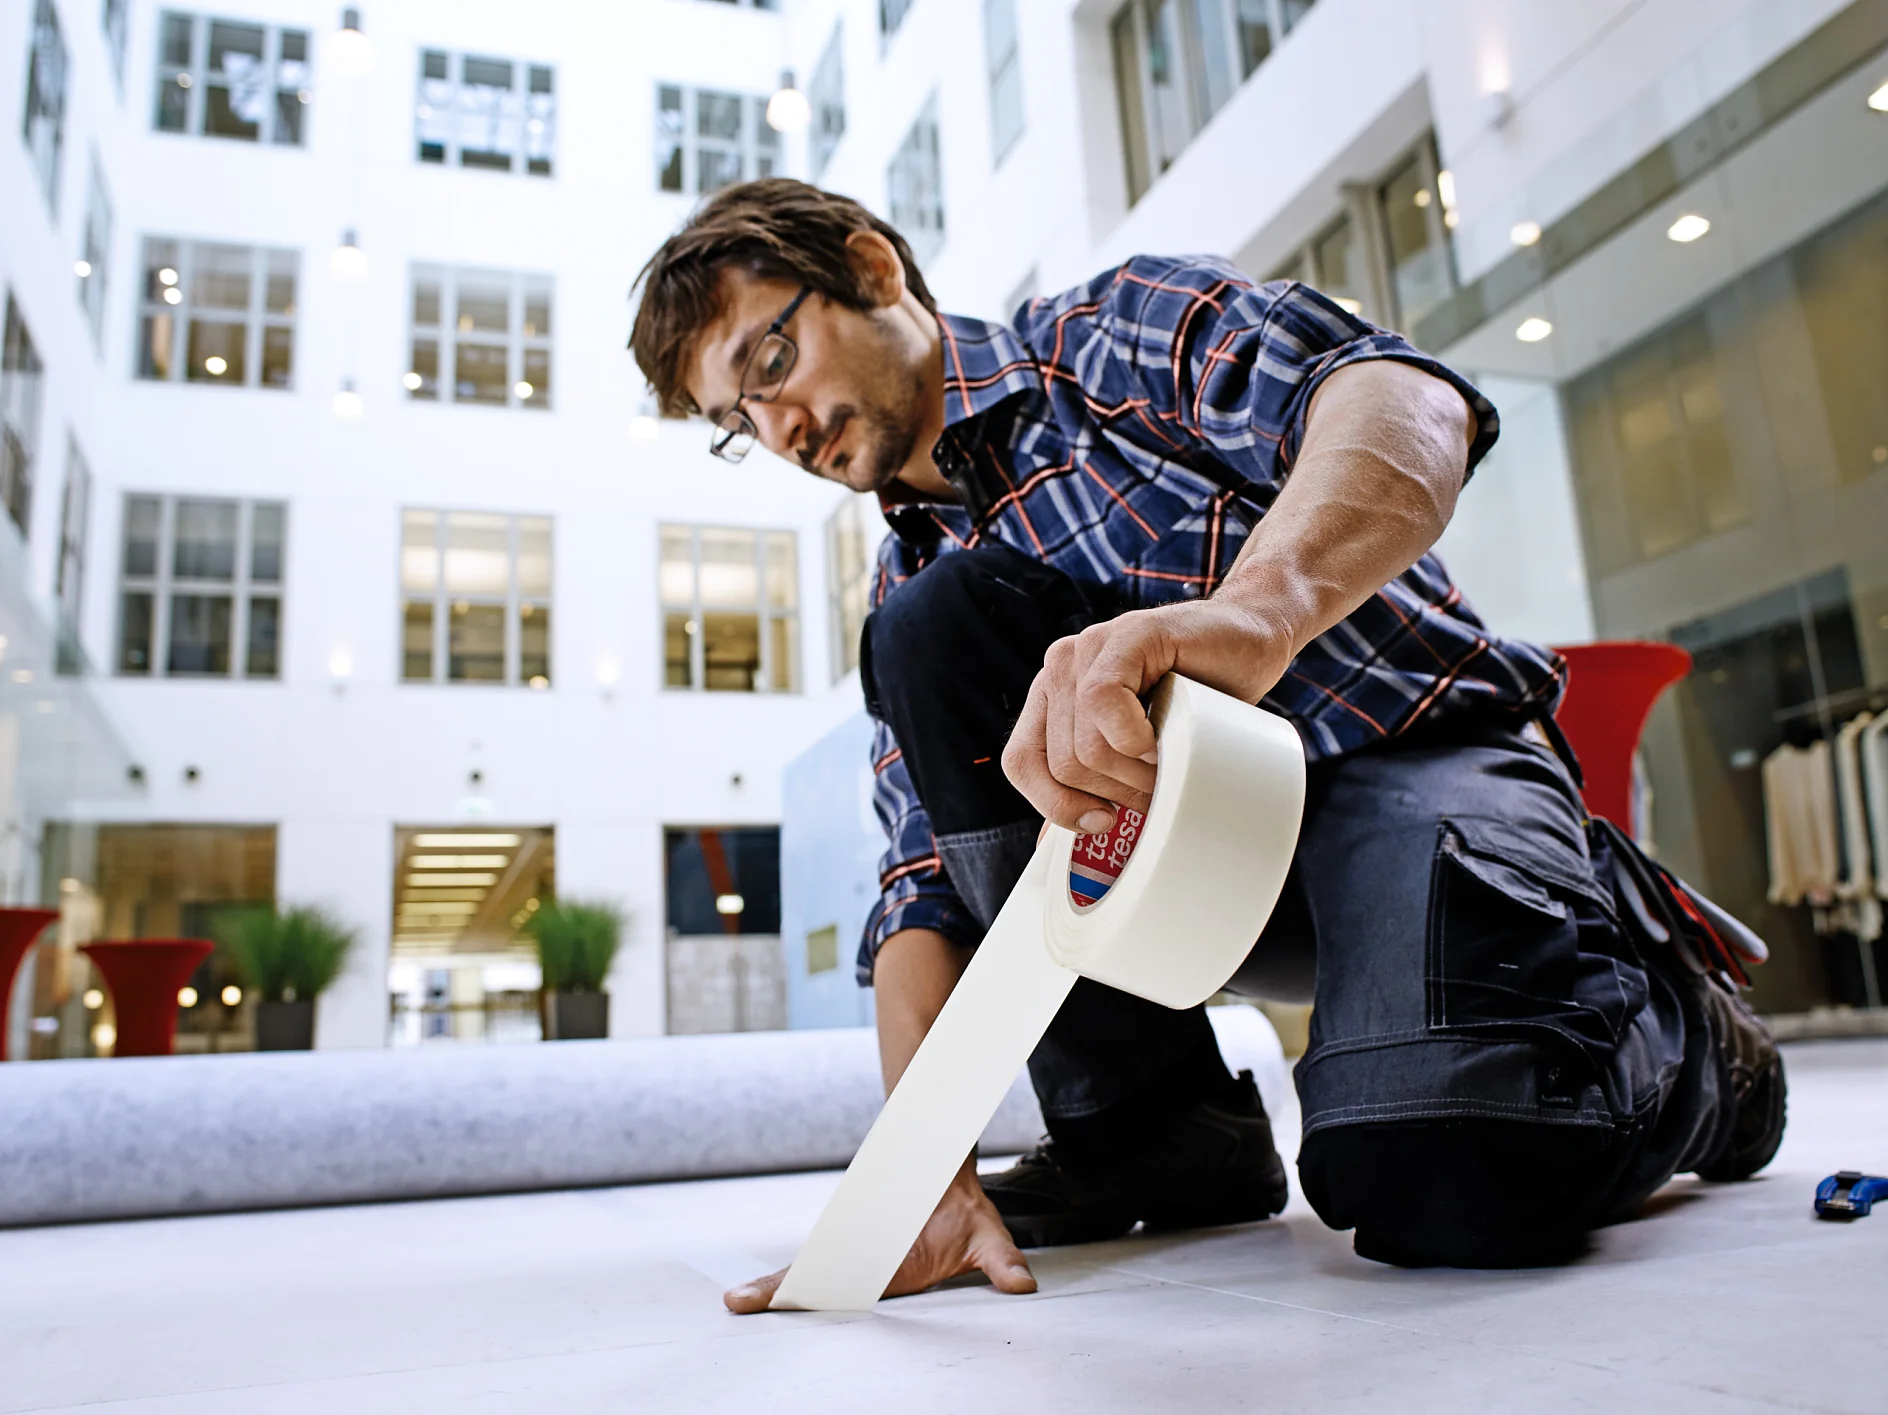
[1425,816,1625,1053]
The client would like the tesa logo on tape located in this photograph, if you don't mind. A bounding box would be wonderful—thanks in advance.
[1068,806,1145,909]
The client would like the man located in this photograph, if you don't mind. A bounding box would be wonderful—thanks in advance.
[629,179,1785,1312]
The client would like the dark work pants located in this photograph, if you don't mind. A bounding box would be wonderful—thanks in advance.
[862,545,1731,1267]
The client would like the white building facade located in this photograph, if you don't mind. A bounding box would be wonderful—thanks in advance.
[3,0,1884,1051]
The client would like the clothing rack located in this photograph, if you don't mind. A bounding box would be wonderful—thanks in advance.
[1773,683,1888,726]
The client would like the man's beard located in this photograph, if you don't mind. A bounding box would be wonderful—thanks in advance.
[814,399,920,494]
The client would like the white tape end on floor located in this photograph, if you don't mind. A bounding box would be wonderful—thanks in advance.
[770,674,1307,1312]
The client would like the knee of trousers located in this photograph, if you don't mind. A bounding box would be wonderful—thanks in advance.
[1298,1119,1615,1268]
[865,546,1080,713]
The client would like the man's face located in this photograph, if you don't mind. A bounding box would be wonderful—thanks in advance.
[685,270,929,494]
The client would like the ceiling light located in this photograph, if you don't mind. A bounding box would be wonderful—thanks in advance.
[74,260,92,278]
[158,267,179,286]
[203,355,228,376]
[82,988,103,1009]
[334,378,364,418]
[1666,213,1711,243]
[221,985,243,1005]
[162,286,183,305]
[403,371,423,391]
[1869,79,1888,112]
[331,6,374,76]
[514,380,534,400]
[1509,220,1542,247]
[767,70,810,133]
[177,987,198,1007]
[12,669,34,683]
[411,854,510,869]
[715,893,745,915]
[1413,188,1431,208]
[1436,169,1456,211]
[92,1022,116,1050]
[413,833,521,848]
[1515,317,1553,343]
[330,228,368,281]
[406,872,498,887]
[529,675,548,690]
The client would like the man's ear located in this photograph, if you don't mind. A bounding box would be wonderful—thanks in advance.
[845,230,908,310]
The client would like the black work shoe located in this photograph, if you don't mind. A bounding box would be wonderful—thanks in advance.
[981,1070,1291,1248]
[1692,980,1787,1182]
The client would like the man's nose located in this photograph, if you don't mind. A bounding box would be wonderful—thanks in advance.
[748,400,806,459]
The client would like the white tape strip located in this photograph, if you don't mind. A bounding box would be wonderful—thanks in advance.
[771,674,1306,1311]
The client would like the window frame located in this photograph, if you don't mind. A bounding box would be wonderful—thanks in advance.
[153,10,311,147]
[55,436,91,673]
[23,0,69,214]
[825,496,873,684]
[659,524,800,695]
[880,0,917,46]
[399,508,554,689]
[78,154,113,352]
[1,293,45,541]
[654,84,780,196]
[136,237,300,390]
[887,92,945,267]
[808,21,846,181]
[414,49,556,177]
[115,493,287,680]
[982,0,1024,165]
[102,0,129,92]
[406,264,554,411]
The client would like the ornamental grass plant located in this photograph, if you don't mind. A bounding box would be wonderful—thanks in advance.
[222,905,358,1003]
[523,899,623,993]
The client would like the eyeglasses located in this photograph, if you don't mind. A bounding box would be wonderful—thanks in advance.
[709,286,811,463]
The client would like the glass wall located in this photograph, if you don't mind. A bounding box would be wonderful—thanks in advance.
[664,825,785,1034]
[1562,185,1888,1015]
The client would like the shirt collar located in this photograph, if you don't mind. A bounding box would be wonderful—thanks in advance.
[935,312,1041,427]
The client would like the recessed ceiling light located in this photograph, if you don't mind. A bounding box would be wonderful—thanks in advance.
[1869,79,1888,112]
[1667,213,1711,243]
[1515,317,1553,343]
[413,833,521,848]
[406,872,498,887]
[1509,220,1542,247]
[403,371,423,391]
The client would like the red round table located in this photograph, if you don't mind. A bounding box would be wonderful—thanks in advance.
[79,939,215,1058]
[0,907,59,1061]
[1552,641,1693,834]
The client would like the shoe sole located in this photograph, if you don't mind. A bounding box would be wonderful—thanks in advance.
[1000,1206,1138,1249]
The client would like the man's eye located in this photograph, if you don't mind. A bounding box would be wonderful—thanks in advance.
[758,346,789,385]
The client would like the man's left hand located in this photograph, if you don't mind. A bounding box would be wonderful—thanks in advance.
[1001,597,1296,832]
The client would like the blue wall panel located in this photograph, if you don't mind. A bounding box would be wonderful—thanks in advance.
[780,711,881,1030]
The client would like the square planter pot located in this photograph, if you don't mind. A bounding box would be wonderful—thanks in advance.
[255,998,316,1051]
[542,990,609,1040]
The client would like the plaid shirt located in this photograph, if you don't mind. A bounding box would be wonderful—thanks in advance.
[858,254,1565,981]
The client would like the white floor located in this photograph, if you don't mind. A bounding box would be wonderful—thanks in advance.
[5,1040,1886,1414]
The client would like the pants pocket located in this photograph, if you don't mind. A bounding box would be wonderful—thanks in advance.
[1425,816,1627,1054]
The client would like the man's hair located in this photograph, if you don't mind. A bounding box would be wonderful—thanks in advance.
[629,178,937,418]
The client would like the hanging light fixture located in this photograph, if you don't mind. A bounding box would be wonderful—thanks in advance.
[330,228,368,281]
[331,6,373,77]
[766,69,810,134]
[333,377,364,417]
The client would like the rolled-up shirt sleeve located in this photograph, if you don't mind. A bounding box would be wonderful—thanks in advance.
[857,714,983,986]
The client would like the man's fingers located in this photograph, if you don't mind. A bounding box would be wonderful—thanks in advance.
[723,1267,787,1315]
[1082,620,1170,763]
[1004,677,1120,832]
[976,1232,1037,1295]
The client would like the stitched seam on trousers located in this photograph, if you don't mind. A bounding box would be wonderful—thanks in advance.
[1300,1027,1469,1066]
[1301,1099,1615,1135]
[934,821,1038,850]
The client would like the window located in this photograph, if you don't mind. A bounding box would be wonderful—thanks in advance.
[1003,267,1039,320]
[117,495,285,678]
[77,157,113,350]
[660,526,798,693]
[55,438,90,673]
[400,510,552,687]
[102,0,129,90]
[887,94,945,266]
[1377,138,1457,331]
[983,0,1024,164]
[406,266,552,410]
[1111,0,1315,205]
[826,496,873,682]
[22,0,68,213]
[154,12,310,146]
[415,51,555,177]
[1268,213,1365,316]
[880,0,917,43]
[808,22,845,181]
[137,239,298,389]
[655,85,779,195]
[1,295,44,540]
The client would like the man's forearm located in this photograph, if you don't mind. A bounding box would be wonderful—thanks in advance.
[873,926,973,1094]
[1217,359,1473,654]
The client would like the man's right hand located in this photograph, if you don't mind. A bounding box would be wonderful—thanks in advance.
[723,1161,1036,1314]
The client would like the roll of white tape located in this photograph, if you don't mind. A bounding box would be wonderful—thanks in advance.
[770,674,1306,1312]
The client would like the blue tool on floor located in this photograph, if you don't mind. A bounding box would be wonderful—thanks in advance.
[1814,1172,1888,1220]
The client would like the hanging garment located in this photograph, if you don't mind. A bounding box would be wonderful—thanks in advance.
[1832,714,1882,945]
[1763,740,1839,908]
[1863,711,1888,902]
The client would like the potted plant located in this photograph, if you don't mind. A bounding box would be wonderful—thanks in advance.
[223,906,358,1051]
[524,899,623,1040]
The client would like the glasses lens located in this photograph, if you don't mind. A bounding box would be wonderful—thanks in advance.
[711,410,756,463]
[743,333,796,401]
